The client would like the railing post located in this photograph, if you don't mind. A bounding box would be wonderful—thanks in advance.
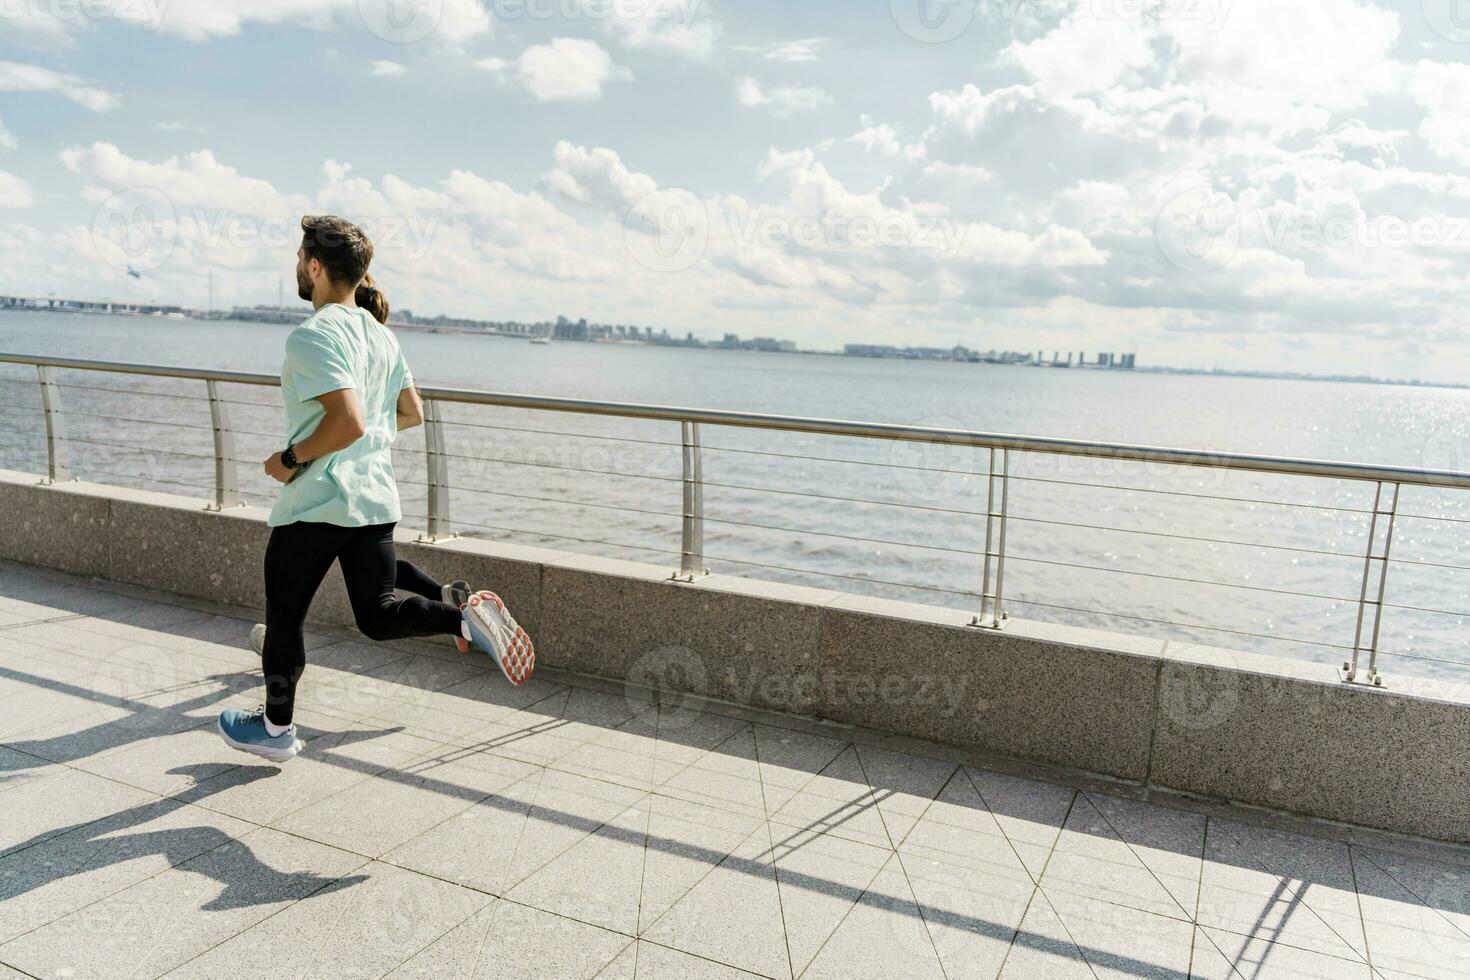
[418,396,456,543]
[674,420,708,581]
[35,364,70,484]
[973,446,1010,629]
[1344,481,1397,687]
[205,380,241,510]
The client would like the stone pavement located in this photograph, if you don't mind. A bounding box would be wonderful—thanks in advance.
[0,559,1467,979]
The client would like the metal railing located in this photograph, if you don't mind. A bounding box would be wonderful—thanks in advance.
[5,351,1470,687]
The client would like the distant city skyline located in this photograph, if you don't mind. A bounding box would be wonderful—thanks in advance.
[1,4,1470,380]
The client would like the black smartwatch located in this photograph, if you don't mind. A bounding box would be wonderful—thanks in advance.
[280,445,301,470]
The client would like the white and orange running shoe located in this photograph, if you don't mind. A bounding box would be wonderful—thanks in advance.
[461,590,535,685]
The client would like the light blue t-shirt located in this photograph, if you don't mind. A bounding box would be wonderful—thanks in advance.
[268,303,414,528]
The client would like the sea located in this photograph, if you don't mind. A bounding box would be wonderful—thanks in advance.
[3,310,1468,683]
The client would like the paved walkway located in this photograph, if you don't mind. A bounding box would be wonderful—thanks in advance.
[0,560,1467,979]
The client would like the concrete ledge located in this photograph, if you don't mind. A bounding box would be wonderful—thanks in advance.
[3,468,1468,843]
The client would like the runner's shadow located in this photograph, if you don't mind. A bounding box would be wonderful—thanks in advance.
[0,764,369,916]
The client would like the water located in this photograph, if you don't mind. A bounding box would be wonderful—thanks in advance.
[4,310,1469,682]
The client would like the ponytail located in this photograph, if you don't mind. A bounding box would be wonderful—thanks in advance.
[356,274,390,325]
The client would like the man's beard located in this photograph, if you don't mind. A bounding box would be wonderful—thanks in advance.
[296,267,312,301]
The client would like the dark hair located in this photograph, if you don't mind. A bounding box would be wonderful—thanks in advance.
[300,214,373,287]
[356,274,390,325]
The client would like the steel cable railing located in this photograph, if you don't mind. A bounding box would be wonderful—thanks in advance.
[3,351,1469,686]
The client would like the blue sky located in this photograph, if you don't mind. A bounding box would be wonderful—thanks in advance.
[4,1,1470,380]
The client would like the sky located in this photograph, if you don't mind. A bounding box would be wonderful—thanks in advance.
[2,1,1470,379]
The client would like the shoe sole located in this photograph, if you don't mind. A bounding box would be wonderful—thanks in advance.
[463,590,535,686]
[216,717,303,763]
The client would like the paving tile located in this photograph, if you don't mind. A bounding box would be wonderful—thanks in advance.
[1193,926,1373,979]
[898,766,1036,886]
[642,822,790,979]
[598,940,766,979]
[0,764,155,858]
[998,890,1095,979]
[383,767,645,895]
[901,849,1036,980]
[384,899,630,979]
[637,792,767,933]
[800,851,948,980]
[1041,791,1204,921]
[271,747,538,858]
[851,743,958,846]
[1198,819,1369,963]
[1351,845,1470,979]
[0,827,367,980]
[965,767,1074,880]
[1035,888,1194,978]
[769,827,893,976]
[505,793,649,934]
[769,744,892,849]
[183,718,443,826]
[0,795,253,944]
[160,861,489,980]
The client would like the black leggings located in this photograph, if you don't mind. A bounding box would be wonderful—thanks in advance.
[262,521,462,725]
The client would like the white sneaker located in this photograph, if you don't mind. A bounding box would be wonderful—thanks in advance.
[461,590,535,686]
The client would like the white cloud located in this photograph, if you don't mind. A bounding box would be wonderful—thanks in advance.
[587,0,721,60]
[0,116,15,151]
[60,142,301,215]
[370,60,407,78]
[485,39,632,102]
[0,0,490,48]
[736,78,833,118]
[733,37,828,63]
[0,61,118,111]
[0,171,32,208]
[545,142,657,211]
[1410,61,1470,166]
[1005,12,1153,98]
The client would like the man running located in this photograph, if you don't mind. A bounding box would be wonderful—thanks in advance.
[217,215,534,763]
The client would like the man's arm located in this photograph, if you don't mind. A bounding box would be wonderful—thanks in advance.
[396,386,424,431]
[264,388,366,482]
[292,388,367,461]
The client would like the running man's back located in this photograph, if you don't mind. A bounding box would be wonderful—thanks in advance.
[268,302,413,528]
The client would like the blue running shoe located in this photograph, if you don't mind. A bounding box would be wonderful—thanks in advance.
[217,706,303,763]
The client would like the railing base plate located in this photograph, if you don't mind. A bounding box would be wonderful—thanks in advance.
[969,614,1009,630]
[417,533,461,545]
[1339,663,1384,687]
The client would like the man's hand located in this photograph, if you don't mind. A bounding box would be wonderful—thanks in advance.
[264,452,294,484]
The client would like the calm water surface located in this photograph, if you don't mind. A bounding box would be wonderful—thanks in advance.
[3,311,1468,682]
